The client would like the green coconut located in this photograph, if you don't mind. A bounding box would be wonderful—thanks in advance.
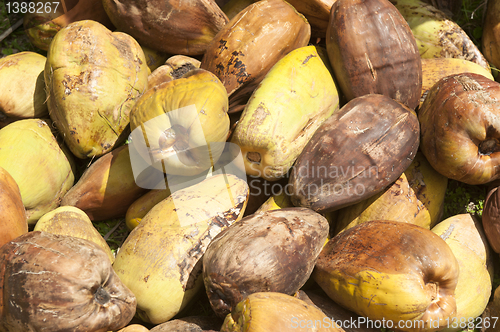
[45,20,148,159]
[0,52,48,120]
[0,119,75,225]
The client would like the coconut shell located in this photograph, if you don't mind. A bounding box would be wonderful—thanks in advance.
[289,94,420,213]
[61,145,148,221]
[141,46,169,73]
[0,167,27,248]
[146,55,201,92]
[0,52,48,120]
[419,73,500,185]
[45,20,148,159]
[33,206,114,263]
[391,0,490,71]
[220,292,341,332]
[420,58,494,107]
[314,220,459,330]
[150,316,222,332]
[102,0,228,55]
[200,0,311,112]
[129,69,229,177]
[117,325,150,332]
[113,174,249,324]
[230,45,340,181]
[0,231,136,332]
[125,189,171,231]
[326,0,422,110]
[481,285,500,332]
[203,207,329,318]
[483,0,500,72]
[333,151,448,234]
[481,185,500,253]
[0,119,75,225]
[432,214,492,331]
[295,288,380,332]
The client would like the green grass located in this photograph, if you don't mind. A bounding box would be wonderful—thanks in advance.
[0,4,42,57]
[455,0,488,47]
[93,218,129,255]
[443,180,488,220]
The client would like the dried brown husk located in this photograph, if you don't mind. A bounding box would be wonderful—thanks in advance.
[0,231,136,332]
[326,0,422,110]
[289,94,420,213]
[200,0,311,112]
[419,73,500,185]
[203,207,329,318]
[102,0,228,55]
[222,0,336,38]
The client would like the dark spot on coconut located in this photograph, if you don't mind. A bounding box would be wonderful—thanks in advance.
[479,138,500,155]
[171,63,197,79]
[302,54,317,65]
[61,72,93,96]
[218,40,228,54]
[144,275,149,282]
[80,54,89,65]
[93,285,110,305]
[111,36,134,62]
[215,63,225,73]
[233,59,244,69]
[247,152,261,164]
